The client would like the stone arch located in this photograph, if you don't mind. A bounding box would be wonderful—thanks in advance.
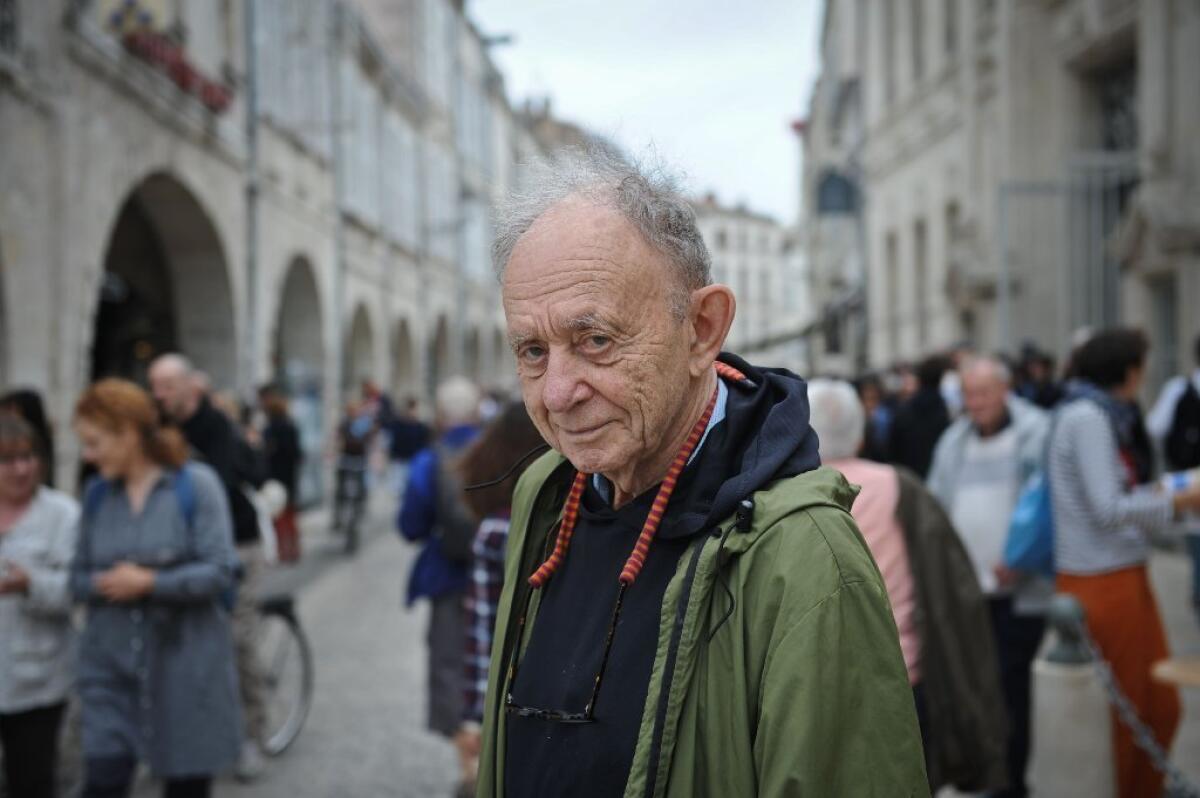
[273,256,327,504]
[428,315,450,397]
[464,326,482,383]
[91,172,236,387]
[491,327,511,386]
[274,256,325,389]
[391,317,418,400]
[344,303,376,397]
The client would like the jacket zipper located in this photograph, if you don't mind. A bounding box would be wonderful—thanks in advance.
[642,533,710,798]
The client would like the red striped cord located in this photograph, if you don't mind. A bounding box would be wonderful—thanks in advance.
[528,362,746,589]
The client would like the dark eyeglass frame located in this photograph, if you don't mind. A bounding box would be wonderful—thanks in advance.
[0,450,38,466]
[503,578,629,724]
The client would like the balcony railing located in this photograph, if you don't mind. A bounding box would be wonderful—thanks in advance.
[0,0,17,55]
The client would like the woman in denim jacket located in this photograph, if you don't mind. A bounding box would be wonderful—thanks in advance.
[71,379,241,798]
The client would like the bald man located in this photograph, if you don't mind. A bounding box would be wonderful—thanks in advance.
[927,356,1050,798]
[148,354,270,778]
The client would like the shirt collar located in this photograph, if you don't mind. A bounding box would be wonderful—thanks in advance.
[592,379,728,504]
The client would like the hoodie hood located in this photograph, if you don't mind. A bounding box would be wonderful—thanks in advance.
[649,352,822,540]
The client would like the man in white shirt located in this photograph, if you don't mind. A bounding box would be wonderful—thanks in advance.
[928,356,1050,798]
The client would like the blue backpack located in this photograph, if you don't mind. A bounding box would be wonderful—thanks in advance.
[83,465,238,611]
[1004,414,1059,577]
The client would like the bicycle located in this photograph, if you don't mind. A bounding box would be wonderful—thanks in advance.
[332,455,368,554]
[256,592,314,756]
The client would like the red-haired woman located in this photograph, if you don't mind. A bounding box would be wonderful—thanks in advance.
[71,379,241,798]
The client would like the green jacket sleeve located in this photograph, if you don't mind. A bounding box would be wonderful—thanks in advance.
[752,510,930,797]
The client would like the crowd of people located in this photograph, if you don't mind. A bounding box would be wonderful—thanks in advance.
[1,337,1198,798]
[402,331,1199,798]
[0,355,314,797]
[812,331,1200,798]
[395,154,1200,798]
[2,156,1200,798]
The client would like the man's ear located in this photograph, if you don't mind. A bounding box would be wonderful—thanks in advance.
[687,285,736,378]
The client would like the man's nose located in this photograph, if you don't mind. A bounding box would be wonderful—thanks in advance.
[541,352,591,414]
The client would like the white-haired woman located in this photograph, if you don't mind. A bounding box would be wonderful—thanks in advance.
[807,378,1007,793]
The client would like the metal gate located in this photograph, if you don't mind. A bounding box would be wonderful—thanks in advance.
[996,151,1139,359]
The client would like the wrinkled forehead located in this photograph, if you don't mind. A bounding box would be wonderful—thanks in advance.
[503,200,671,295]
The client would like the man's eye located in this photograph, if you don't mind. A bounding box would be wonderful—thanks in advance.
[519,345,546,363]
[583,335,611,351]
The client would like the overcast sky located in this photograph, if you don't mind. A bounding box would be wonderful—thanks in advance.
[470,1,823,225]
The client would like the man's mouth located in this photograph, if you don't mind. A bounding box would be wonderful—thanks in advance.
[560,421,612,437]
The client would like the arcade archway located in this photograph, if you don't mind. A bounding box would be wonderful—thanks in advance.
[91,173,235,387]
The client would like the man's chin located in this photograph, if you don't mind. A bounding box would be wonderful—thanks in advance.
[557,444,622,477]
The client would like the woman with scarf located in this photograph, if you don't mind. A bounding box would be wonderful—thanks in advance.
[1047,327,1200,798]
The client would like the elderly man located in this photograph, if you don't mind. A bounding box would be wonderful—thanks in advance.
[808,379,1007,793]
[475,151,926,797]
[927,356,1050,798]
[147,354,269,780]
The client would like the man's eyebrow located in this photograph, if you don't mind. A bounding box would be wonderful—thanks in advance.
[508,332,533,350]
[564,313,609,332]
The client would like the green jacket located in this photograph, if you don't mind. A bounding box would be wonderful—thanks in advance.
[477,454,930,797]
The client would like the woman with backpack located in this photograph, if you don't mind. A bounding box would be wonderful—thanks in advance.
[1047,329,1200,798]
[71,379,242,798]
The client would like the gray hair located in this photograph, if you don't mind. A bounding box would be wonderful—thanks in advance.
[807,379,865,462]
[492,147,712,320]
[959,355,1012,385]
[435,377,481,427]
[149,353,195,378]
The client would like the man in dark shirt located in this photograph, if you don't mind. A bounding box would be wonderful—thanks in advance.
[476,150,927,796]
[148,354,269,780]
[889,354,953,479]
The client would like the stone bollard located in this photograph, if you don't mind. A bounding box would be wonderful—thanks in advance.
[1029,594,1114,798]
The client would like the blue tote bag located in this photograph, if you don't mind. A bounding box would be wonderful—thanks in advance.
[1004,411,1060,577]
[1004,470,1055,576]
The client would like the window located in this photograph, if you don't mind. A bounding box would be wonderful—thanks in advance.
[1096,63,1138,152]
[884,2,896,105]
[885,232,899,355]
[914,220,928,346]
[715,230,728,250]
[1,0,18,54]
[911,0,924,81]
[944,0,958,56]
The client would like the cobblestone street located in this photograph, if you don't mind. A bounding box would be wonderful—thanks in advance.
[123,497,459,798]
[215,529,457,798]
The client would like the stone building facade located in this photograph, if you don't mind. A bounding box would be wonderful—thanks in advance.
[693,195,810,375]
[0,0,553,490]
[802,0,1200,389]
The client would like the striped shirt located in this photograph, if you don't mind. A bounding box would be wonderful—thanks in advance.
[1048,400,1173,574]
[463,513,510,723]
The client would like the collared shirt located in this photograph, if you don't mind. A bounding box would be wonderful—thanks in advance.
[463,513,510,723]
[592,378,728,503]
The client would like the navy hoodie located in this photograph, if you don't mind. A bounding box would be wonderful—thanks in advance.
[505,353,821,797]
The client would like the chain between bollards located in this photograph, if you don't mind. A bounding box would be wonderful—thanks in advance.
[1046,594,1200,798]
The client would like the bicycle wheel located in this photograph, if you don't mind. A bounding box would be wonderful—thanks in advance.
[256,604,314,756]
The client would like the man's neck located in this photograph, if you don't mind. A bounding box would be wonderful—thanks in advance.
[180,395,203,424]
[605,369,718,509]
[974,410,1012,439]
